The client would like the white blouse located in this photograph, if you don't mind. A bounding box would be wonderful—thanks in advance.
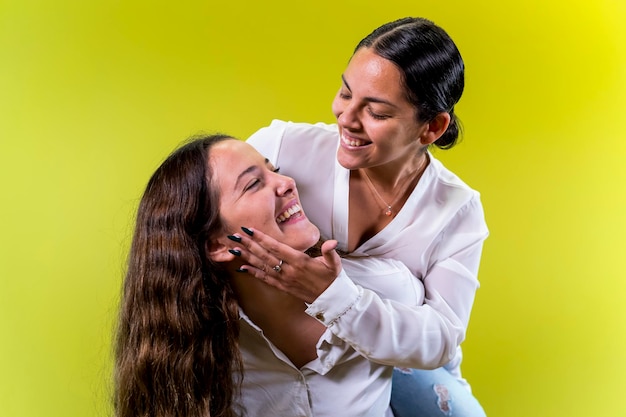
[236,257,422,417]
[239,120,489,416]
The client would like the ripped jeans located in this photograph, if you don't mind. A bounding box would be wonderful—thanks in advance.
[390,367,487,417]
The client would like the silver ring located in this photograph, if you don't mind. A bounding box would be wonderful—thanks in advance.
[272,259,284,273]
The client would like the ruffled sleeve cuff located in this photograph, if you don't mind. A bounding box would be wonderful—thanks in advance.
[305,269,362,326]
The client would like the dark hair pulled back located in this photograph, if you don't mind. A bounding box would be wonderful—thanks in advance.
[356,17,465,149]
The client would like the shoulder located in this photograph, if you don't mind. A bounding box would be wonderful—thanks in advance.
[247,120,339,165]
[426,153,482,207]
[247,120,337,147]
[422,154,487,235]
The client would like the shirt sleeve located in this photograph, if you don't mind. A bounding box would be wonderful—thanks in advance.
[306,197,488,370]
[250,120,488,371]
[305,258,461,369]
[425,194,488,333]
[246,119,287,164]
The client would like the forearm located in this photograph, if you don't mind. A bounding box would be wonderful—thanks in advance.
[306,268,468,369]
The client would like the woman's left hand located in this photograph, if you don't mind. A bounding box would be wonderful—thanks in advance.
[230,227,341,304]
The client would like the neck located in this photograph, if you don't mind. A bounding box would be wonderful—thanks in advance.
[361,152,429,188]
[230,269,305,316]
[357,152,429,218]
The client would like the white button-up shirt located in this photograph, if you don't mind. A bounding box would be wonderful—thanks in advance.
[240,120,489,416]
[236,257,422,417]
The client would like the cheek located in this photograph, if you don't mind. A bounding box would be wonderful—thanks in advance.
[370,125,408,156]
[233,205,276,232]
[216,211,236,234]
[368,124,392,144]
[331,95,343,117]
[218,201,252,234]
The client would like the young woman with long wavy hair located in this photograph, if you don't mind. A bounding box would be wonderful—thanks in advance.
[114,134,428,417]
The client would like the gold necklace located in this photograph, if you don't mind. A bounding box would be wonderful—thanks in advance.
[360,158,427,217]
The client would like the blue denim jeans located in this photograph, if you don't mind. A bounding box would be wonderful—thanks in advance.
[390,367,486,417]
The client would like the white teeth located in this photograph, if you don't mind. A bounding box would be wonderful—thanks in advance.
[277,204,301,223]
[342,133,367,147]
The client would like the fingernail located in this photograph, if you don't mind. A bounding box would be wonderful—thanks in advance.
[241,227,253,236]
[228,249,241,256]
[227,234,242,243]
[236,267,248,273]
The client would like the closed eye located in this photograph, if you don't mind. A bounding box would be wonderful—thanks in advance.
[242,161,281,192]
[244,178,261,191]
[244,168,278,192]
[367,108,390,120]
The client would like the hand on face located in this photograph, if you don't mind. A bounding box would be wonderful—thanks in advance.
[225,227,341,304]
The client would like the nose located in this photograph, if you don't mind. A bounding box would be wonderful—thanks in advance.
[274,172,296,197]
[334,100,361,131]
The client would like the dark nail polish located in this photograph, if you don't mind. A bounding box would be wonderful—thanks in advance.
[228,249,241,256]
[236,267,248,273]
[227,234,242,243]
[241,227,254,236]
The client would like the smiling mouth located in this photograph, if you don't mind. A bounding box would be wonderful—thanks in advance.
[341,132,371,147]
[277,203,302,223]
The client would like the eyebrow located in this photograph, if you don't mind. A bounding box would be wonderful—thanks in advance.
[341,75,398,108]
[234,165,259,191]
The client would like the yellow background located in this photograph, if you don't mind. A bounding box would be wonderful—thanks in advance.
[1,1,625,416]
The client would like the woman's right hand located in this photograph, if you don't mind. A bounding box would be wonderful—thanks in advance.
[228,227,342,304]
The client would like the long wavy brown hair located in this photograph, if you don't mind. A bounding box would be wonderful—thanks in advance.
[114,134,242,417]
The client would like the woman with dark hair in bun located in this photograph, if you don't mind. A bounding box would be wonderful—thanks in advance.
[246,17,489,416]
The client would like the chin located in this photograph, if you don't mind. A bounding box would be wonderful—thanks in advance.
[291,229,320,252]
[336,150,361,170]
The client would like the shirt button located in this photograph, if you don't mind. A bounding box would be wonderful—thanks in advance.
[315,312,325,321]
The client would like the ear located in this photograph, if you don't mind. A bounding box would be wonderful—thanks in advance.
[419,112,451,146]
[206,237,237,263]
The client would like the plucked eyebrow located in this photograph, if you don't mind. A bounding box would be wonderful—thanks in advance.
[234,158,272,191]
[341,75,398,108]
